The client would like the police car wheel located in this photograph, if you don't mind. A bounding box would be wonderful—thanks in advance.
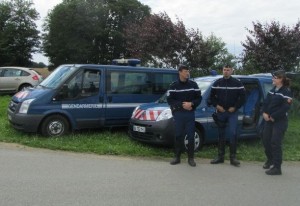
[41,115,70,137]
[184,128,204,152]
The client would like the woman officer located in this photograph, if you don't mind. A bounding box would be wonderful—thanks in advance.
[262,70,293,175]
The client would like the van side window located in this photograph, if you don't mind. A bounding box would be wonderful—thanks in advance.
[153,73,178,94]
[107,71,151,94]
[242,83,260,126]
[63,70,100,99]
[82,70,100,95]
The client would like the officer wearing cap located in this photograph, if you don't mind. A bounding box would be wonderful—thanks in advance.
[167,65,202,167]
[209,65,246,166]
[262,70,293,175]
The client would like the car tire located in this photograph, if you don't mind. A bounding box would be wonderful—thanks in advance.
[41,115,70,137]
[184,128,204,152]
[18,83,32,91]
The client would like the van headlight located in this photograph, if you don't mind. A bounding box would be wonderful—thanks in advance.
[19,99,35,114]
[156,108,172,121]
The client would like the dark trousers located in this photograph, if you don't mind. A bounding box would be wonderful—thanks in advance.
[216,111,238,143]
[262,118,288,169]
[173,111,195,154]
[215,111,239,158]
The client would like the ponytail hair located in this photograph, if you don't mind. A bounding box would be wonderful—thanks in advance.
[282,77,291,87]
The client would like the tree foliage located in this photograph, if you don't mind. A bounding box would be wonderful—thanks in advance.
[42,0,150,67]
[0,0,40,66]
[241,21,300,73]
[124,12,233,73]
[185,30,234,75]
[124,12,188,68]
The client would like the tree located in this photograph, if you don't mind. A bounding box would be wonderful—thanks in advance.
[125,12,233,73]
[42,0,150,67]
[125,12,189,68]
[0,0,40,66]
[185,31,234,75]
[241,21,300,73]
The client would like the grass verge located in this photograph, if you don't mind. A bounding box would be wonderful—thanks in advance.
[1,95,299,161]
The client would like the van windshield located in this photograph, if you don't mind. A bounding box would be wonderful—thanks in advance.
[195,80,212,94]
[40,65,77,89]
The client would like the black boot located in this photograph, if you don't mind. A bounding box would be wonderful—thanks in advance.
[170,140,181,165]
[211,138,225,164]
[187,142,196,167]
[265,167,282,175]
[263,160,273,169]
[230,142,240,167]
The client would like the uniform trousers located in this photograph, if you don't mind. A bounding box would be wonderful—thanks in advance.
[262,118,288,169]
[173,111,195,150]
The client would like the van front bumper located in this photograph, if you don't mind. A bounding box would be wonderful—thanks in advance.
[7,109,44,133]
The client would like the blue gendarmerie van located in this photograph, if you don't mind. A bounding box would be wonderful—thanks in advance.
[7,59,178,136]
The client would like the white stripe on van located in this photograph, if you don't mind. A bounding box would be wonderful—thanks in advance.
[106,103,141,108]
[62,104,102,109]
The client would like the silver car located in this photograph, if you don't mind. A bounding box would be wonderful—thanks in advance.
[0,66,43,93]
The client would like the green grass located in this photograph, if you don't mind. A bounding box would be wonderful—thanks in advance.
[1,95,299,161]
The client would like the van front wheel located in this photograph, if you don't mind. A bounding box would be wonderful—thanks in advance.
[41,115,70,137]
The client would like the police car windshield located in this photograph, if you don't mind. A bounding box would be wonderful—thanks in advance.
[195,80,212,94]
[40,65,77,89]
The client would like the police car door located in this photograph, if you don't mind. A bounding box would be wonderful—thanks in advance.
[61,68,104,129]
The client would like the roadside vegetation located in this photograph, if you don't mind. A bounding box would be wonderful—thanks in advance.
[1,95,299,161]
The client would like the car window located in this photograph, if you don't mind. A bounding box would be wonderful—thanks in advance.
[3,69,22,77]
[107,71,151,94]
[21,70,30,76]
[262,82,273,96]
[60,69,101,99]
[40,65,75,89]
[195,80,212,94]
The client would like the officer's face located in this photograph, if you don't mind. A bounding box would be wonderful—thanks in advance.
[223,67,233,78]
[179,69,190,81]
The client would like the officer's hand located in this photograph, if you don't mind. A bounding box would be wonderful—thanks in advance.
[216,105,225,113]
[182,102,193,110]
[263,112,270,121]
[228,107,235,113]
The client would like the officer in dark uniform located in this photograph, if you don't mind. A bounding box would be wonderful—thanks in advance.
[209,65,246,166]
[262,70,292,175]
[167,65,202,167]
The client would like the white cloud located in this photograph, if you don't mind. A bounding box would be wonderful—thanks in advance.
[32,0,300,64]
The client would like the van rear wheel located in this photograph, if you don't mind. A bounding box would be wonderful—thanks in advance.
[41,115,69,137]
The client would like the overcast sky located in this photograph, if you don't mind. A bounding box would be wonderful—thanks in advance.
[32,0,300,64]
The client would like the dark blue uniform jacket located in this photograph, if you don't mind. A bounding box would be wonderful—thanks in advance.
[262,86,293,121]
[210,76,246,110]
[167,79,202,113]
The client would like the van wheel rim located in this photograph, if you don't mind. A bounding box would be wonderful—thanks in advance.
[49,121,64,135]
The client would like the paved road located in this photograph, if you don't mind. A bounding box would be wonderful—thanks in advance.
[1,143,300,206]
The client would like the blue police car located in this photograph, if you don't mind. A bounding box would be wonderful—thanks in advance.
[128,74,273,150]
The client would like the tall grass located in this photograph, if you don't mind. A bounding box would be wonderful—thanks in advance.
[1,95,299,161]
